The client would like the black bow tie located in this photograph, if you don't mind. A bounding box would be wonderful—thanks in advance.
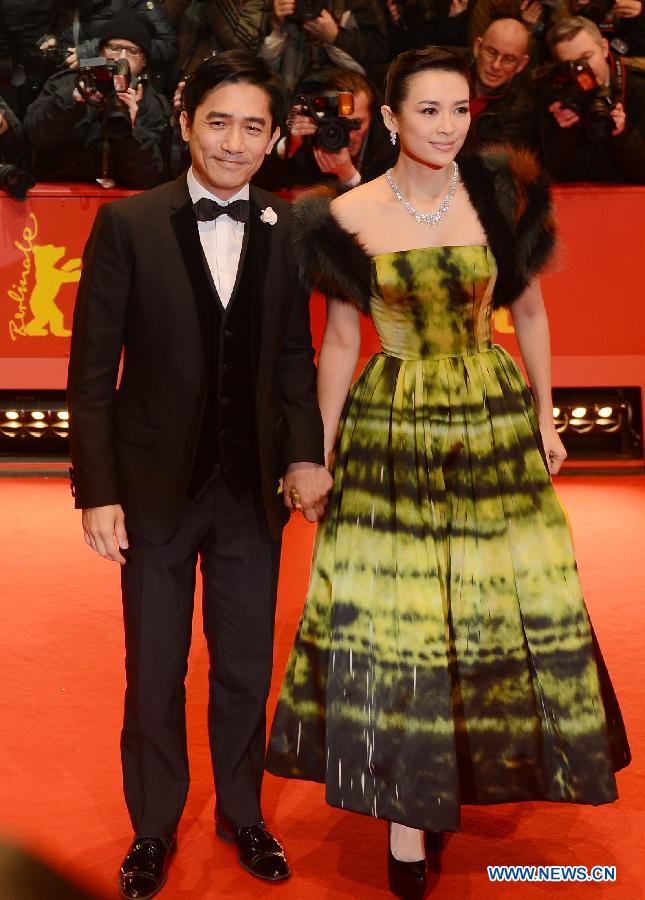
[193,197,250,224]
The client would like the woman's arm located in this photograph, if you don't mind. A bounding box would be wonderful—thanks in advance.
[510,278,567,475]
[317,297,362,465]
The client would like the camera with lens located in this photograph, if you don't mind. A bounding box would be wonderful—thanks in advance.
[76,57,146,137]
[292,91,361,152]
[288,0,330,23]
[535,58,615,140]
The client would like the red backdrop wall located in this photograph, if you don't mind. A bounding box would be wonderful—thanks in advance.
[1,183,644,454]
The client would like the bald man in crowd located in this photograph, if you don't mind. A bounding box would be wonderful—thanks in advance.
[465,17,540,151]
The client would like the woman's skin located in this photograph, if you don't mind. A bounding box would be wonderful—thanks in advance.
[315,66,566,862]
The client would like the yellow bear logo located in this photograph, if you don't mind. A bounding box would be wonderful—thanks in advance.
[24,244,82,337]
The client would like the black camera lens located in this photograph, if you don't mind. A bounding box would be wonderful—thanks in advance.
[585,97,615,141]
[316,120,348,152]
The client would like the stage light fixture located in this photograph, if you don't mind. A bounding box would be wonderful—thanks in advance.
[0,391,69,454]
[551,388,642,462]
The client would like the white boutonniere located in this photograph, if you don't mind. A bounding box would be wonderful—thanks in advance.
[260,206,278,225]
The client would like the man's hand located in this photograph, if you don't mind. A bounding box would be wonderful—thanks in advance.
[273,0,296,25]
[116,83,144,127]
[312,144,359,184]
[173,79,186,112]
[549,100,581,128]
[82,504,129,564]
[449,0,470,15]
[286,110,318,156]
[65,48,79,69]
[303,10,339,43]
[0,110,8,136]
[613,0,642,16]
[519,0,544,27]
[610,102,626,135]
[283,462,333,522]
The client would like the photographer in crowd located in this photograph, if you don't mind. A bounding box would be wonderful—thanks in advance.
[258,67,395,189]
[24,11,169,188]
[540,15,645,182]
[47,0,178,93]
[0,0,62,117]
[383,0,475,57]
[466,17,540,151]
[260,0,389,96]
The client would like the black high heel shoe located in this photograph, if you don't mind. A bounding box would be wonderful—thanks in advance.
[424,831,442,875]
[387,823,427,899]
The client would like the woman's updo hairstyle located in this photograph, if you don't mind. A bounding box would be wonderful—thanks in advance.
[385,47,471,114]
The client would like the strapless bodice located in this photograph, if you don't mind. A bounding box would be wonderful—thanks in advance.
[369,245,497,360]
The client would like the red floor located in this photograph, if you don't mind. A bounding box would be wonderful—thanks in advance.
[1,476,643,899]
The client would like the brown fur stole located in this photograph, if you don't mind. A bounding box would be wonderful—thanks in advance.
[290,145,556,312]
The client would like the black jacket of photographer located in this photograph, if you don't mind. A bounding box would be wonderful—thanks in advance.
[540,57,645,184]
[0,94,27,164]
[464,62,540,154]
[0,0,62,115]
[23,66,170,188]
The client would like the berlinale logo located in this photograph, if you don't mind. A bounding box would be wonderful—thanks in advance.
[6,212,82,341]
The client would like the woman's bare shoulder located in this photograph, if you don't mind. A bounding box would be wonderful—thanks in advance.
[330,176,390,235]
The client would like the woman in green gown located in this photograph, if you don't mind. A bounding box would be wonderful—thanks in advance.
[266,46,630,898]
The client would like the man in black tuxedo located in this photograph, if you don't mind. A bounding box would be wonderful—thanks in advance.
[67,51,332,899]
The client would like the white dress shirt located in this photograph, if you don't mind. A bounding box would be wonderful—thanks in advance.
[187,167,248,308]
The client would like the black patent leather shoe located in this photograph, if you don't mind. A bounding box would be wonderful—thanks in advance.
[119,836,174,899]
[387,824,427,899]
[216,816,291,882]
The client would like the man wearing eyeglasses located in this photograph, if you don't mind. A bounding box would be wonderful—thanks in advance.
[24,10,170,189]
[465,17,540,152]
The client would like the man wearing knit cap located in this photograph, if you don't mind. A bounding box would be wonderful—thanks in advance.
[24,10,170,188]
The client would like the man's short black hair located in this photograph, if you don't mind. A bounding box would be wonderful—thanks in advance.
[183,51,285,128]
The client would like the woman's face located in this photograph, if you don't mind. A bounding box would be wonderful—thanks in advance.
[384,69,471,168]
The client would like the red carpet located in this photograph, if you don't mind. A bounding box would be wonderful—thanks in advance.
[1,476,643,899]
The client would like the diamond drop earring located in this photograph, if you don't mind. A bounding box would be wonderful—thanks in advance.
[390,130,397,146]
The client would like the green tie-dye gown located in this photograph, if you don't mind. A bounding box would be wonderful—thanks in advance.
[266,245,629,831]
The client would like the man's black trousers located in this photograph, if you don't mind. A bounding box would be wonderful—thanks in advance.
[120,471,282,840]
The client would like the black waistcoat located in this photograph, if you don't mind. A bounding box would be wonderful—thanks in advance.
[188,227,260,498]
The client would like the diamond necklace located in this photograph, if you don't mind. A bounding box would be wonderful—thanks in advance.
[385,162,459,227]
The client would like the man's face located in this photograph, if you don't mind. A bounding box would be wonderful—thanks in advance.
[553,30,609,86]
[345,90,372,158]
[473,22,529,91]
[180,82,280,200]
[100,38,147,77]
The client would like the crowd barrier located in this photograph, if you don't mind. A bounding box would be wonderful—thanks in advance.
[1,182,644,458]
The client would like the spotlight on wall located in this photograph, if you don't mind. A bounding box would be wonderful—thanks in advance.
[0,391,69,455]
[551,387,642,461]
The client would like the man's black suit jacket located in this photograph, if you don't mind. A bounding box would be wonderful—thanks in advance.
[67,173,325,544]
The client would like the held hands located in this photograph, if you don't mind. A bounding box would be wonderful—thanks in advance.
[539,421,567,476]
[283,462,333,522]
[82,504,129,564]
[273,0,295,24]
